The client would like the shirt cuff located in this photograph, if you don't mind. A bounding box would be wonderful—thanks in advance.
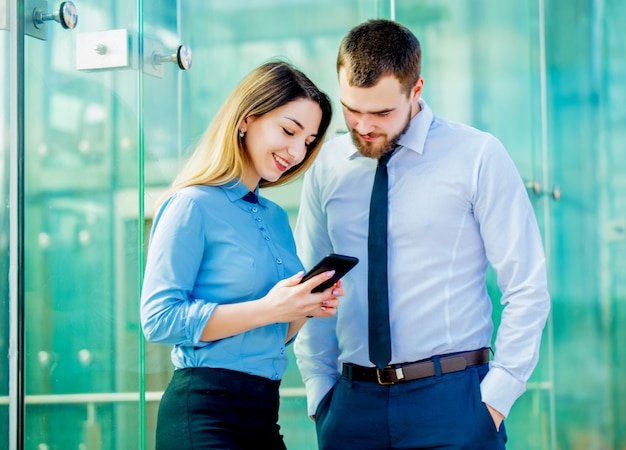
[188,300,217,345]
[480,364,526,418]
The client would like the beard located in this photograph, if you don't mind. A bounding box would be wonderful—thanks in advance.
[349,108,413,159]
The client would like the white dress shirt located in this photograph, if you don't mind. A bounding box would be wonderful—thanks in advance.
[293,99,551,417]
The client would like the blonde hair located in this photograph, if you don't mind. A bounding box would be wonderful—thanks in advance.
[156,61,332,210]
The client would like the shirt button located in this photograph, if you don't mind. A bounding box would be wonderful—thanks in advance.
[251,207,258,213]
[276,258,283,264]
[265,236,271,241]
[256,217,262,222]
[280,347,285,355]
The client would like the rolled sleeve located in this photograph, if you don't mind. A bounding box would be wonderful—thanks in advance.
[141,194,216,346]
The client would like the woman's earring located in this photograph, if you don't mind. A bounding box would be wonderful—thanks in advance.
[239,129,245,138]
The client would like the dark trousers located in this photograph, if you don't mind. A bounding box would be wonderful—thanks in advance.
[156,367,286,450]
[315,363,507,450]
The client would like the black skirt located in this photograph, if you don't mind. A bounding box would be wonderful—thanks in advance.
[156,367,286,450]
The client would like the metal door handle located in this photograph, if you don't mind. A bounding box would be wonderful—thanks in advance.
[525,178,561,201]
[525,178,542,196]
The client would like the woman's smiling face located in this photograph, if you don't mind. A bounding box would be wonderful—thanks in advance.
[240,98,322,190]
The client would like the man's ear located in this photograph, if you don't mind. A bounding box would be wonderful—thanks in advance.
[411,77,424,101]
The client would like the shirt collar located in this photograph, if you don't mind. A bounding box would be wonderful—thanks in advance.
[344,97,434,160]
[397,98,433,155]
[220,180,266,207]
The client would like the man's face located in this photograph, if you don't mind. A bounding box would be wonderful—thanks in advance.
[339,68,422,159]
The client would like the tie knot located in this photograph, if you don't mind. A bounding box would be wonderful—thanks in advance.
[378,148,396,167]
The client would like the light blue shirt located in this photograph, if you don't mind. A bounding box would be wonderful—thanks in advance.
[293,99,551,416]
[141,181,304,381]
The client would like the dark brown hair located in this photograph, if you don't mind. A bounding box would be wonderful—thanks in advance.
[337,19,421,95]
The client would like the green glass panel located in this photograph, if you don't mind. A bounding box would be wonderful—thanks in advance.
[1,21,10,450]
[2,0,623,448]
[546,0,626,448]
[396,1,554,448]
[141,2,387,448]
[21,1,142,448]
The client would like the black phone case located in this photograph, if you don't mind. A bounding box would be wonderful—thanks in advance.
[300,253,359,293]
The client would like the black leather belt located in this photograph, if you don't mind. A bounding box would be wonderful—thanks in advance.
[342,348,490,385]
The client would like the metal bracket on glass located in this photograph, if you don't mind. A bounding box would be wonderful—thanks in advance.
[525,178,562,202]
[144,38,192,78]
[525,178,542,196]
[76,29,129,71]
[25,0,78,40]
[157,45,193,70]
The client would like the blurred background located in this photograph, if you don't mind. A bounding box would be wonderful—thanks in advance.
[1,0,624,448]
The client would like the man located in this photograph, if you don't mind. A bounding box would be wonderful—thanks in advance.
[293,19,551,449]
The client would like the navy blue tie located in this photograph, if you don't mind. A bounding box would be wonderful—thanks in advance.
[368,150,394,370]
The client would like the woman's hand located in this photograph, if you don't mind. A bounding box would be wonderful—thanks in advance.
[199,270,344,343]
[263,271,344,323]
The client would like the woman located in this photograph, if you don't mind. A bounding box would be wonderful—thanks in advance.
[140,61,339,449]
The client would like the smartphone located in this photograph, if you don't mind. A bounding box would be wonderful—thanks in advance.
[300,253,359,293]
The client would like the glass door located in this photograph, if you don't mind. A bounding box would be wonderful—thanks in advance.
[396,1,554,448]
[1,0,11,447]
[15,0,142,448]
[545,0,626,447]
[140,2,386,448]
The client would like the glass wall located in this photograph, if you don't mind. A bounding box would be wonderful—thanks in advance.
[396,2,554,447]
[1,2,11,448]
[545,1,626,447]
[141,2,382,448]
[19,0,142,448]
[1,0,625,449]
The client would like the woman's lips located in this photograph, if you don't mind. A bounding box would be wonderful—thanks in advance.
[273,153,289,171]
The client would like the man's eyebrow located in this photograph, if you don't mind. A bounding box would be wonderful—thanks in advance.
[340,101,394,115]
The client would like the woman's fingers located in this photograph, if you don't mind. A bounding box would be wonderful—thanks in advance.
[269,271,345,321]
[298,270,336,293]
[304,284,343,318]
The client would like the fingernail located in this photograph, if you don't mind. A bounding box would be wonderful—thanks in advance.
[320,306,327,311]
[326,270,336,278]
[332,289,340,295]
[323,300,329,306]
